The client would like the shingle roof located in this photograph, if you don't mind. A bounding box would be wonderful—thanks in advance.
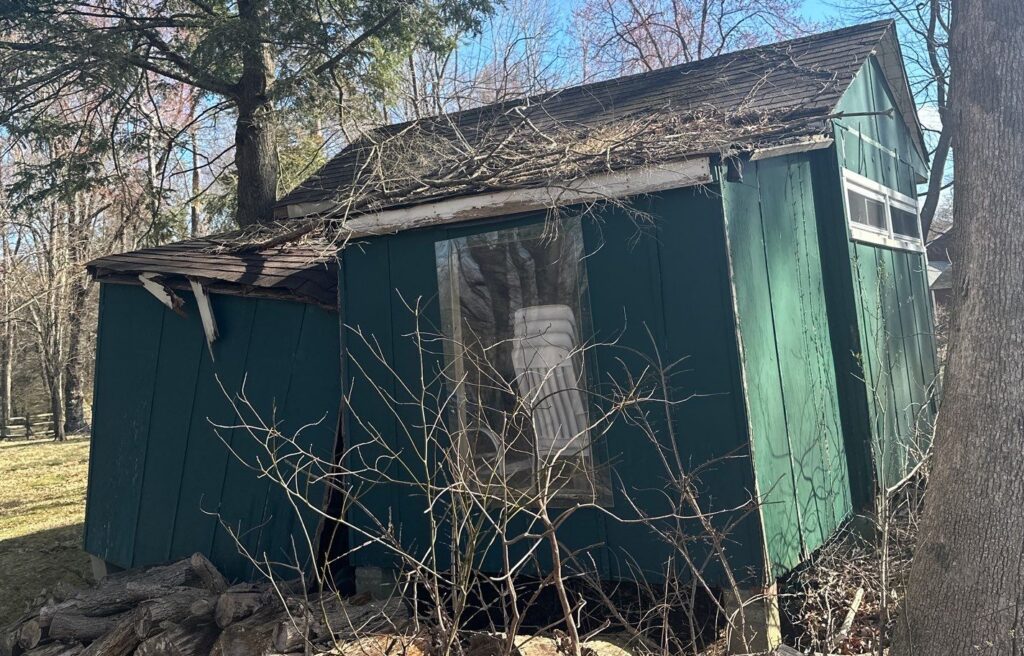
[88,20,922,303]
[276,19,921,216]
[87,236,337,307]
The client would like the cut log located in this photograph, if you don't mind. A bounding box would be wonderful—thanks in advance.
[16,618,42,650]
[135,589,217,638]
[104,555,226,593]
[187,554,227,595]
[213,593,264,629]
[42,583,186,623]
[209,606,283,656]
[133,620,220,656]
[271,615,310,653]
[48,612,121,642]
[80,610,145,656]
[308,597,408,642]
[0,631,18,656]
[187,598,215,619]
[23,642,84,656]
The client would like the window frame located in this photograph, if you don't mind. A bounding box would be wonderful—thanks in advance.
[434,218,608,503]
[842,169,924,252]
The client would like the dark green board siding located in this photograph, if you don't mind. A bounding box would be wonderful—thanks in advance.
[84,283,341,580]
[340,188,766,585]
[722,155,852,576]
[823,56,939,490]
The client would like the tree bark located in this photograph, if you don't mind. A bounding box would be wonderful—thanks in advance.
[233,0,277,227]
[891,2,1024,655]
[0,308,11,439]
[62,274,90,436]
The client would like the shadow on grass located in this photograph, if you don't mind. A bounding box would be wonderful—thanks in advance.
[0,523,92,625]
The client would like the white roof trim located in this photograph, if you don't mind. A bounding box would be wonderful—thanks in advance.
[279,158,714,233]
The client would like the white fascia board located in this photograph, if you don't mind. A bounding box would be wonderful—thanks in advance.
[278,158,714,233]
[748,136,834,161]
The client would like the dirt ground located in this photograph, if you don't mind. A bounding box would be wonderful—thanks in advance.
[0,437,93,625]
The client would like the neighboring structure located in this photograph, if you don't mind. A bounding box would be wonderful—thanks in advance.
[927,228,954,309]
[85,20,937,649]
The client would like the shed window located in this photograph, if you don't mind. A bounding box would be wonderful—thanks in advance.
[436,220,605,500]
[842,169,924,251]
[847,189,887,231]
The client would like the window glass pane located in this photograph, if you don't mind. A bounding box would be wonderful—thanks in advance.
[891,206,920,239]
[847,188,887,230]
[436,220,605,500]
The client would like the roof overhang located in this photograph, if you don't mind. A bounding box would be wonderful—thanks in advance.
[282,157,714,235]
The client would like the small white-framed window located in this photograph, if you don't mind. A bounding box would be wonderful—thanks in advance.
[842,169,924,252]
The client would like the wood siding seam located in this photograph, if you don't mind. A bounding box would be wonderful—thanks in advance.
[129,308,169,568]
[717,167,775,584]
[752,161,808,559]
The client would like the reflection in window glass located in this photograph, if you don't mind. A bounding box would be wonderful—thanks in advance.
[890,206,920,238]
[436,220,606,500]
[847,189,887,230]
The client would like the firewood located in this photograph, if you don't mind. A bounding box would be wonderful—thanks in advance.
[133,620,220,656]
[42,583,185,624]
[209,605,284,656]
[103,555,226,593]
[186,554,228,595]
[308,597,407,642]
[16,618,42,650]
[187,598,215,619]
[23,642,84,656]
[271,614,310,653]
[134,589,217,638]
[213,593,265,629]
[79,609,146,656]
[0,630,18,656]
[48,612,121,642]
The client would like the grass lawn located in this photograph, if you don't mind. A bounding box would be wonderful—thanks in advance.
[0,437,92,625]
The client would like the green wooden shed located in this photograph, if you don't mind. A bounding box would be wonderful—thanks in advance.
[84,20,937,605]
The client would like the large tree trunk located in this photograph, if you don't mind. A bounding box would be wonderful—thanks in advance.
[62,274,90,436]
[233,0,277,228]
[234,100,277,227]
[891,2,1024,655]
[0,311,11,439]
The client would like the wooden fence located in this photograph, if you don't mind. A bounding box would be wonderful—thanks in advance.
[0,412,56,439]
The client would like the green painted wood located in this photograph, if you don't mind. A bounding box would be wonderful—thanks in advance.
[87,287,342,580]
[808,149,876,510]
[891,251,929,447]
[84,283,165,567]
[721,167,800,575]
[209,298,307,580]
[723,155,852,576]
[341,238,400,570]
[168,294,257,564]
[655,188,765,582]
[581,206,673,582]
[835,57,926,191]
[131,291,206,566]
[341,191,767,584]
[759,158,850,553]
[256,302,342,579]
[826,55,940,490]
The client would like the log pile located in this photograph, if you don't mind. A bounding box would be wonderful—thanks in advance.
[1,554,407,656]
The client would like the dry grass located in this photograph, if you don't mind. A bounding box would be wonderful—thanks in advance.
[0,436,93,625]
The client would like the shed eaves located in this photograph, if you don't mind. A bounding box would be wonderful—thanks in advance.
[87,237,338,307]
